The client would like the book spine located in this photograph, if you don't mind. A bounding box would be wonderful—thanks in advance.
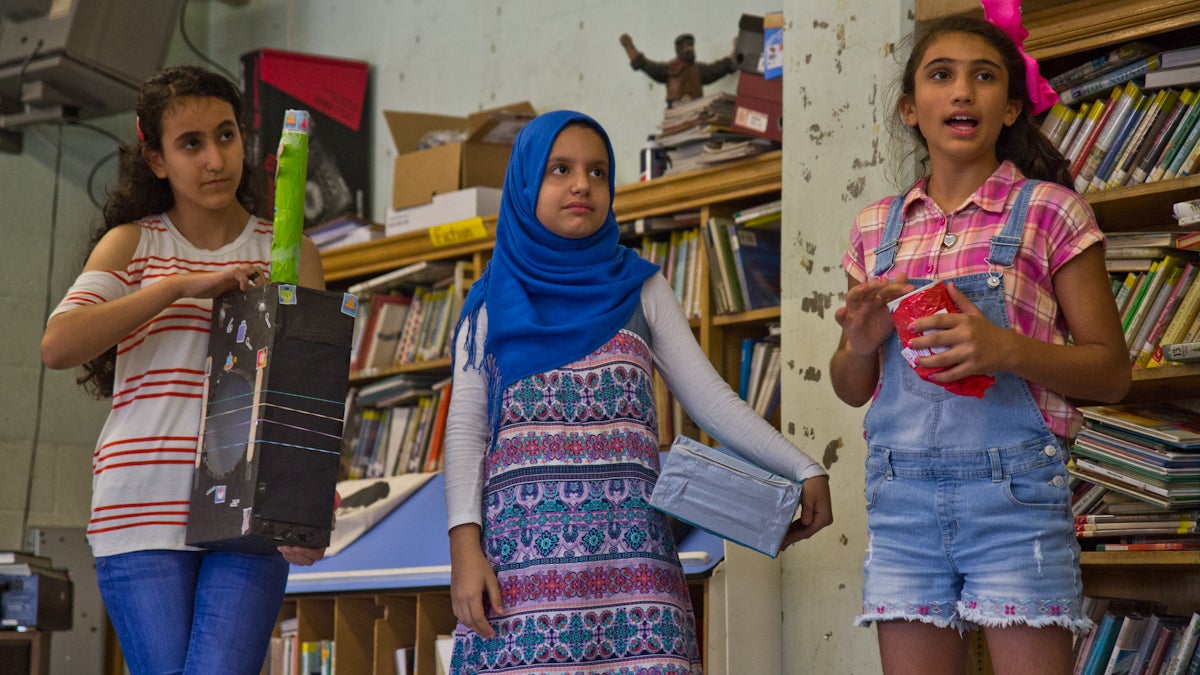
[1040,102,1076,146]
[1113,272,1139,316]
[1066,96,1113,174]
[1104,88,1170,189]
[1096,542,1197,551]
[1164,341,1200,363]
[1071,459,1168,499]
[1131,90,1195,184]
[1049,42,1155,90]
[1089,89,1150,191]
[1165,108,1200,179]
[1058,101,1092,155]
[1149,96,1200,182]
[1148,277,1200,367]
[1060,54,1159,106]
[1070,93,1120,179]
[1176,125,1200,178]
[1075,83,1141,190]
[1184,306,1200,343]
[1122,258,1165,343]
[727,224,752,312]
[1132,263,1190,366]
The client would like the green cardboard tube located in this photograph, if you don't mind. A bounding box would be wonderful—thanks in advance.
[270,109,310,285]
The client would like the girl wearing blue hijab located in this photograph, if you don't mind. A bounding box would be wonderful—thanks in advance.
[443,111,831,673]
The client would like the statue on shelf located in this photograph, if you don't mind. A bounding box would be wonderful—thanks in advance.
[619,32,737,107]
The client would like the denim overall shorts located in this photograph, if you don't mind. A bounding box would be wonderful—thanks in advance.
[854,181,1089,633]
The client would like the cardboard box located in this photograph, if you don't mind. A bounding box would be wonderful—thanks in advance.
[241,49,370,228]
[186,283,356,554]
[734,14,765,75]
[385,186,503,237]
[732,72,783,142]
[384,101,535,210]
[763,12,784,80]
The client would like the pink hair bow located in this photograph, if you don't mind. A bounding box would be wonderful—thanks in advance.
[980,0,1059,115]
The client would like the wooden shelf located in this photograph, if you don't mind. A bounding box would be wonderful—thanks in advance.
[1083,175,1200,232]
[1081,551,1200,567]
[349,357,452,385]
[711,306,781,327]
[614,151,782,222]
[1125,362,1200,403]
[321,219,496,283]
[916,0,1200,61]
[1023,0,1200,60]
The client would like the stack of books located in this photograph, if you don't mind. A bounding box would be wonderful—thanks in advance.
[653,93,775,174]
[1069,403,1200,517]
[1039,40,1200,194]
[306,214,383,252]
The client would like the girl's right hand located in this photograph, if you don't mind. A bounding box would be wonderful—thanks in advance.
[835,273,913,355]
[449,524,503,638]
[172,265,264,300]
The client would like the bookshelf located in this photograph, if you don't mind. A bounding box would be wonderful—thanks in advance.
[917,0,1200,671]
[283,152,788,673]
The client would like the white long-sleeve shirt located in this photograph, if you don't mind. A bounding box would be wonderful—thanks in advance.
[443,272,826,530]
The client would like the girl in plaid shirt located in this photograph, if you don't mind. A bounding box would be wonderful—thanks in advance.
[830,13,1130,675]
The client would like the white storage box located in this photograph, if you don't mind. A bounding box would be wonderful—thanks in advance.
[385,186,503,237]
[651,434,803,558]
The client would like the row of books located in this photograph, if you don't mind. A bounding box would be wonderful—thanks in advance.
[635,228,704,320]
[703,213,782,315]
[740,332,781,421]
[1052,41,1200,101]
[349,261,472,375]
[1107,245,1200,370]
[342,376,452,480]
[1068,402,1200,513]
[1073,600,1200,675]
[624,207,782,317]
[1041,79,1200,194]
[267,618,334,675]
[1050,42,1200,106]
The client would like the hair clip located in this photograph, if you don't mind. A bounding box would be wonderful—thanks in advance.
[136,116,145,142]
[979,0,1059,115]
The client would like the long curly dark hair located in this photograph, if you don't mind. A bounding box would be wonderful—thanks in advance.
[78,65,263,398]
[889,15,1072,189]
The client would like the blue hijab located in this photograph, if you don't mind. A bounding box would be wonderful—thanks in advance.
[455,110,659,397]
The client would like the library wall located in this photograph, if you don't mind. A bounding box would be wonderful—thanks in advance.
[779,1,914,673]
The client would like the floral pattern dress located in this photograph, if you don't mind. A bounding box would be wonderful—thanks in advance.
[450,322,703,675]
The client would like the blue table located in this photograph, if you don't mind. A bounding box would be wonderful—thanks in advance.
[286,472,726,594]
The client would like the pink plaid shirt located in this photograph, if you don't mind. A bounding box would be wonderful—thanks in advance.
[843,161,1104,438]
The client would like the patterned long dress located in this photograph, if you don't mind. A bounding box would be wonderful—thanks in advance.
[450,318,703,675]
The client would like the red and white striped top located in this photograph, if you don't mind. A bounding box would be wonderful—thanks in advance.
[50,213,272,557]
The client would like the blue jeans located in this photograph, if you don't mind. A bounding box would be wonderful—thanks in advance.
[96,549,289,675]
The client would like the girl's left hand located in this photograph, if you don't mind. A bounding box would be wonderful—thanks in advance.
[781,475,833,549]
[279,545,326,566]
[906,282,1012,381]
[277,490,340,566]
